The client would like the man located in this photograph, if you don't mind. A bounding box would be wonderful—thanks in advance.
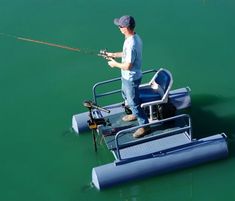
[106,15,150,138]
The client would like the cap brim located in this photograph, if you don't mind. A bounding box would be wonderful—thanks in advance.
[114,18,120,26]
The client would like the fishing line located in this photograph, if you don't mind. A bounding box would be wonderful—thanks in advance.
[0,32,99,56]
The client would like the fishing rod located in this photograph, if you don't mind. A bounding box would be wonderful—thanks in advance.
[0,32,111,59]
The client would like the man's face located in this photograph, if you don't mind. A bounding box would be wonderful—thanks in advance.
[119,26,127,35]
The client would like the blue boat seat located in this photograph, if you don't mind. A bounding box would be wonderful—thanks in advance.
[139,68,173,120]
[139,87,162,103]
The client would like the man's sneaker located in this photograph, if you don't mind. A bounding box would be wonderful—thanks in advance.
[133,126,151,138]
[122,114,137,122]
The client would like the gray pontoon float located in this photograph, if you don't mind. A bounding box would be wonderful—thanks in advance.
[72,68,228,190]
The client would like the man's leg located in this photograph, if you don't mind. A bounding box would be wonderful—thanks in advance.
[122,78,149,125]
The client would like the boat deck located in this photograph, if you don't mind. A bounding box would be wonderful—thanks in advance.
[118,132,190,159]
[99,113,191,160]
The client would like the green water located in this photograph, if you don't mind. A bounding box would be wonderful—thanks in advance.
[0,0,235,200]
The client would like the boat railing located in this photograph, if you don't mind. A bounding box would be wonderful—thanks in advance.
[114,114,192,160]
[92,69,157,104]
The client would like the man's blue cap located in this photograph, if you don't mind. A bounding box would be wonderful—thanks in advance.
[114,15,135,28]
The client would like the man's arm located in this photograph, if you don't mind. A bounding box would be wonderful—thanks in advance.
[106,52,123,58]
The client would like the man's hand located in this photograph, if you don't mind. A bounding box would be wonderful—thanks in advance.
[107,58,118,68]
[106,52,114,58]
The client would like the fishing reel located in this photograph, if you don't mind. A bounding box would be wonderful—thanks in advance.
[98,49,113,60]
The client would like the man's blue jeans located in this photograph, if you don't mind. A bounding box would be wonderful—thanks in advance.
[121,77,149,125]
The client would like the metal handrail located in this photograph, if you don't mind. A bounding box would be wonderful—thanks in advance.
[92,69,157,104]
[114,114,191,160]
[115,134,226,165]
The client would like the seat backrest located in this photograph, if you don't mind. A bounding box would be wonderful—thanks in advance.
[155,69,172,93]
